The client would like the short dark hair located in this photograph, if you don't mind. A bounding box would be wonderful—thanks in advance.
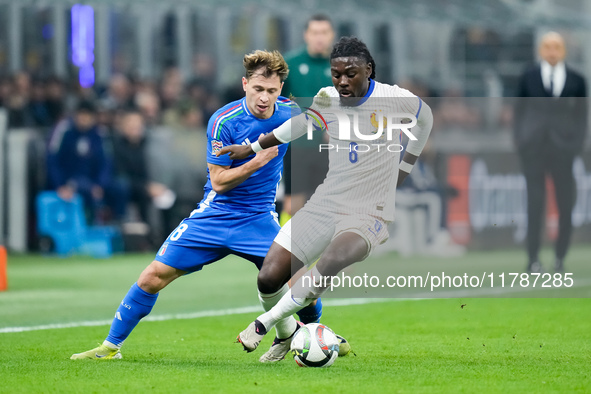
[330,36,376,80]
[305,14,333,30]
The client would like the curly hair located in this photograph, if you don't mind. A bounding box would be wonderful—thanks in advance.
[243,50,289,82]
[330,36,376,79]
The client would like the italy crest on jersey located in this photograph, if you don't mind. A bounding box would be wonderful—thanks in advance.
[158,242,169,256]
[211,140,223,155]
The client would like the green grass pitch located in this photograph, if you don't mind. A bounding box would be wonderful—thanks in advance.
[1,247,590,393]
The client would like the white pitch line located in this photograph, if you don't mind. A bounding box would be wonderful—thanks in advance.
[0,298,414,334]
[2,277,590,334]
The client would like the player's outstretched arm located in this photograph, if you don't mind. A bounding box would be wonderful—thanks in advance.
[216,114,309,160]
[216,132,282,160]
[397,101,433,187]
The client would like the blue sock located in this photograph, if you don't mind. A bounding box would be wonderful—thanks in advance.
[105,283,158,347]
[296,298,323,324]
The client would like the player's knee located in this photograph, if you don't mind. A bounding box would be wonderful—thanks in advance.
[257,269,283,294]
[257,259,289,294]
[137,261,179,293]
[257,245,293,293]
[137,273,160,294]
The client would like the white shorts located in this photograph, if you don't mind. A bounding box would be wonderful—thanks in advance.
[274,204,389,266]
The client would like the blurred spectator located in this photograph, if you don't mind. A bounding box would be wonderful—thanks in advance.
[191,53,217,84]
[283,15,335,98]
[0,76,12,107]
[179,103,204,129]
[222,83,246,104]
[45,76,66,125]
[14,71,32,98]
[0,58,224,244]
[398,77,436,99]
[463,28,500,63]
[451,27,501,96]
[112,110,175,226]
[28,78,52,127]
[399,78,438,124]
[513,32,587,273]
[65,76,97,114]
[186,78,210,106]
[162,99,203,129]
[433,88,481,131]
[161,125,208,237]
[394,142,464,256]
[47,100,127,224]
[135,90,161,127]
[95,102,116,133]
[160,67,183,109]
[160,67,186,127]
[281,14,335,223]
[101,73,134,111]
[6,71,35,127]
[1,73,67,129]
[186,78,216,121]
[134,78,158,96]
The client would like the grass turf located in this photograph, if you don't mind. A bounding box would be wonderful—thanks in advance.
[1,248,590,393]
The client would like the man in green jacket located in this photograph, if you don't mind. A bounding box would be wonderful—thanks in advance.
[281,14,335,225]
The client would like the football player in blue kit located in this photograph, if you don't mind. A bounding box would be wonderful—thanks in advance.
[71,50,322,361]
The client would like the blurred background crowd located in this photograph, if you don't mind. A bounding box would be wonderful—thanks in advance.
[1,0,590,257]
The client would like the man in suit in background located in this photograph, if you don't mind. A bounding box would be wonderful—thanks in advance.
[514,31,587,273]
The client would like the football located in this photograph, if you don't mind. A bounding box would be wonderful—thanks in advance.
[290,323,340,368]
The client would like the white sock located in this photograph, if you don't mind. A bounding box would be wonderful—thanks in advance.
[102,340,120,350]
[257,267,327,332]
[258,284,289,311]
[258,285,298,339]
[258,288,317,331]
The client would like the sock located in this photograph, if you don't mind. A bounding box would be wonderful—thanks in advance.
[105,282,159,347]
[258,267,327,332]
[258,284,289,311]
[279,211,291,227]
[102,340,119,350]
[297,298,323,324]
[258,284,298,339]
[257,288,313,331]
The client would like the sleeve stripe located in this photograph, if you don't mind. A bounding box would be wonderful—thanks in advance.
[415,98,423,118]
[211,103,242,138]
[214,110,243,139]
[304,107,329,130]
[305,112,323,129]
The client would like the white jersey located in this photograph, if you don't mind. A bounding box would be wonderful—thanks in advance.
[303,80,422,222]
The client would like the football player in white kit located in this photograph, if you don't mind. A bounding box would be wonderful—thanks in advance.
[218,37,433,362]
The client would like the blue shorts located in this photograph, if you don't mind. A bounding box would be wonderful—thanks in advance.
[154,206,280,273]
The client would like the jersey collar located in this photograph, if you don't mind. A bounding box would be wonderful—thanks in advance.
[354,78,375,106]
[241,98,279,119]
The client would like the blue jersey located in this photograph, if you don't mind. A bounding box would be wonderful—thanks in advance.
[204,96,297,213]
